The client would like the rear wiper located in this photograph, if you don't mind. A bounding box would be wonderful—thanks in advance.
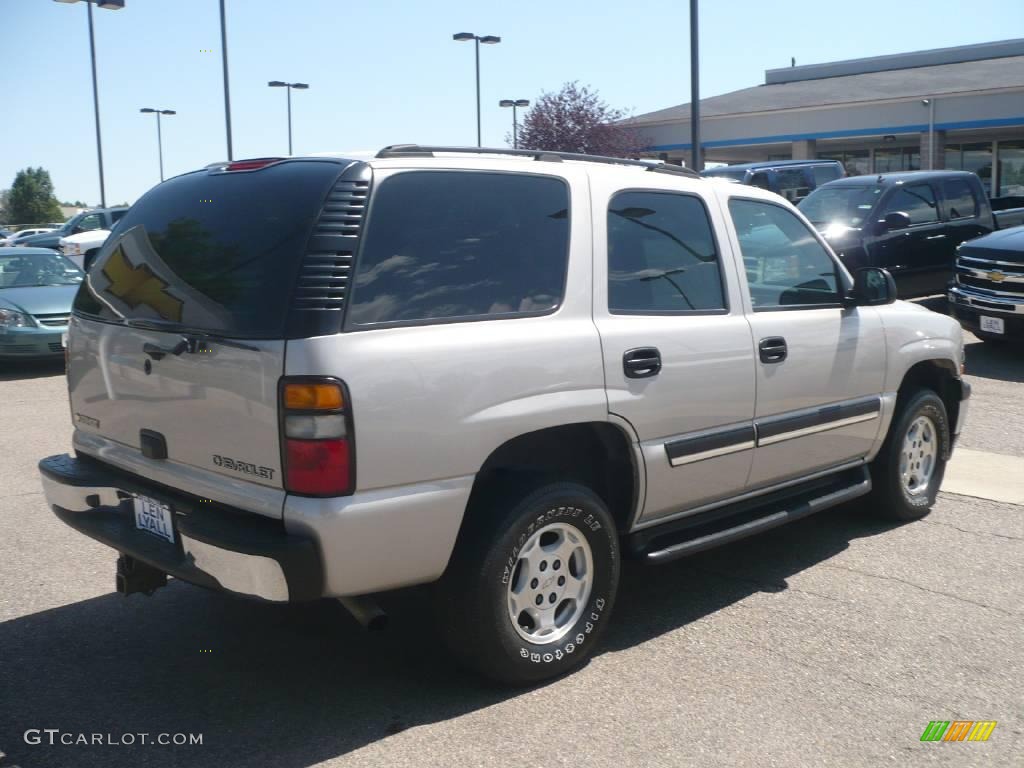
[126,318,261,354]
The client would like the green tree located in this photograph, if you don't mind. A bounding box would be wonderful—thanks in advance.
[7,168,63,224]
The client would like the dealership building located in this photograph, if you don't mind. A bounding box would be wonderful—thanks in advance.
[634,39,1024,196]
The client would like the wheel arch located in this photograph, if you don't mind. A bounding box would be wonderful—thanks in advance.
[465,422,640,536]
[895,358,964,455]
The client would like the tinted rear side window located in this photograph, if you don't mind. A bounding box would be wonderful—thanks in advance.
[346,171,569,326]
[812,164,842,186]
[607,191,725,313]
[942,178,979,219]
[73,161,343,337]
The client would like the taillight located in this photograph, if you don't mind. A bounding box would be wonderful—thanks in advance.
[225,158,283,172]
[280,378,354,496]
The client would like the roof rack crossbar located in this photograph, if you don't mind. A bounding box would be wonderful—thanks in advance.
[375,145,701,178]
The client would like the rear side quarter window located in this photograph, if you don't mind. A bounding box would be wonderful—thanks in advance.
[941,178,979,220]
[346,171,570,328]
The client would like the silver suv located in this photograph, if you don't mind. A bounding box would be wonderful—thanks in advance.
[40,146,970,684]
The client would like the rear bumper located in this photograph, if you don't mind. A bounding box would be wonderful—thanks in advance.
[39,453,322,602]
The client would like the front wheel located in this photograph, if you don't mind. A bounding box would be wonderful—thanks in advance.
[435,480,619,685]
[868,389,949,520]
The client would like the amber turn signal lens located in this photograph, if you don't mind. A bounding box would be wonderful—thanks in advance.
[283,382,344,410]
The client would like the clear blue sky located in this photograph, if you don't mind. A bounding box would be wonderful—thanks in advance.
[2,0,1022,207]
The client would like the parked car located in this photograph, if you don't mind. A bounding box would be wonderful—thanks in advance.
[19,207,127,250]
[60,229,110,270]
[798,171,1024,298]
[39,146,969,685]
[0,247,83,359]
[701,159,845,203]
[948,225,1024,343]
[1,227,56,247]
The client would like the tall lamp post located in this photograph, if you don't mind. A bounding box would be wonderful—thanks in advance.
[922,98,936,170]
[267,81,309,155]
[220,0,233,160]
[452,32,501,147]
[53,0,124,207]
[140,108,176,182]
[689,0,702,171]
[499,99,529,149]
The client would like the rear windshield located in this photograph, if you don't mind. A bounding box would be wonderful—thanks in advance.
[72,161,342,337]
[346,171,570,327]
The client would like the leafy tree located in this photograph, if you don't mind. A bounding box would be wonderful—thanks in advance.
[515,82,645,158]
[0,188,10,223]
[7,168,63,224]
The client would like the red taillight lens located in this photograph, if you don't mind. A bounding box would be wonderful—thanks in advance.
[285,438,351,496]
[280,377,354,497]
[225,158,283,172]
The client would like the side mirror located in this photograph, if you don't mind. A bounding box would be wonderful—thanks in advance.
[849,267,897,306]
[879,211,912,233]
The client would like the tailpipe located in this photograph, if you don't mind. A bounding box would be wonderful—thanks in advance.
[337,595,388,631]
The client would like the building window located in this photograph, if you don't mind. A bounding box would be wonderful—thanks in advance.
[945,142,994,196]
[998,141,1024,197]
[874,147,920,173]
[818,150,870,177]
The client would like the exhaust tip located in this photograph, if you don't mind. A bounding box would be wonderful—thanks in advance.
[337,595,388,631]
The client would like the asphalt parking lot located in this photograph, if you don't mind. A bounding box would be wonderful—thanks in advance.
[0,326,1021,767]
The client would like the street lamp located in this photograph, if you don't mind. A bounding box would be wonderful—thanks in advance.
[499,99,529,149]
[53,0,125,207]
[453,32,501,147]
[268,81,309,155]
[140,109,176,182]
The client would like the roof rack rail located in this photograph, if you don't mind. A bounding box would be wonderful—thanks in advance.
[375,144,701,178]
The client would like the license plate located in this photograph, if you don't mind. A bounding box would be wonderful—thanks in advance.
[133,495,175,544]
[979,316,1005,335]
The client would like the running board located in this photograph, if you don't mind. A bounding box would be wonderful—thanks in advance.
[627,466,871,564]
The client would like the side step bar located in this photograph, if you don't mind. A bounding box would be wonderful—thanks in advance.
[627,466,872,565]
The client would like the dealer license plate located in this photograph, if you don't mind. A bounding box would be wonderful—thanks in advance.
[979,316,1004,335]
[133,495,175,544]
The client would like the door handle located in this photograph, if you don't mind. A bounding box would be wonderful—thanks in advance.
[758,337,787,364]
[925,234,947,240]
[623,347,661,379]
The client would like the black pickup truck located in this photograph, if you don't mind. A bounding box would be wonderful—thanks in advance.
[798,171,1024,298]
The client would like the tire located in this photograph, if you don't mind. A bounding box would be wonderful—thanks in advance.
[435,479,620,685]
[868,389,950,520]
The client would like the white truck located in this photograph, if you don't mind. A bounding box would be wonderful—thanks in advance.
[40,146,970,684]
[59,228,110,270]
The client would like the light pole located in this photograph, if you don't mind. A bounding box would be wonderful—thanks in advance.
[922,98,936,170]
[53,0,124,207]
[689,0,702,171]
[268,82,309,155]
[140,109,176,181]
[499,99,529,149]
[453,32,501,147]
[220,0,233,160]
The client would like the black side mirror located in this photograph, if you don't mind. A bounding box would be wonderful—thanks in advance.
[880,211,912,232]
[849,267,897,306]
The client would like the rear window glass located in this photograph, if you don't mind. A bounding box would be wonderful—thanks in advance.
[942,178,979,219]
[346,171,569,326]
[72,161,342,337]
[812,164,842,186]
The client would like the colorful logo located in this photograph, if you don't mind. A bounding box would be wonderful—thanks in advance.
[920,720,997,742]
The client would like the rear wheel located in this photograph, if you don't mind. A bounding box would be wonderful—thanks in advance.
[435,480,619,685]
[868,389,949,520]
